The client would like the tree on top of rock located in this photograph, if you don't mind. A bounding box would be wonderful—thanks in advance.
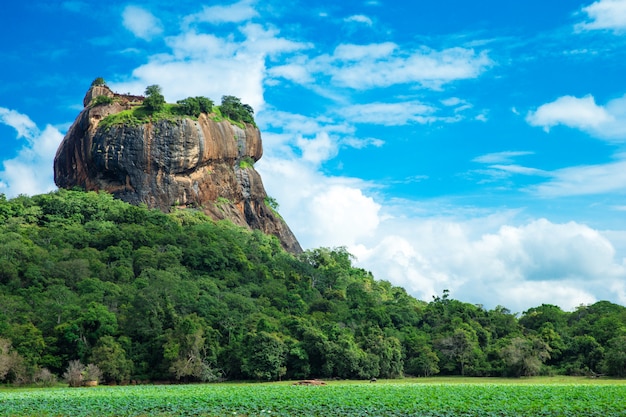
[219,95,255,125]
[91,77,106,87]
[144,84,165,112]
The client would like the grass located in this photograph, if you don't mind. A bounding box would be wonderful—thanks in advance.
[99,103,250,131]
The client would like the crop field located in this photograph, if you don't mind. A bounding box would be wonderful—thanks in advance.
[1,379,625,417]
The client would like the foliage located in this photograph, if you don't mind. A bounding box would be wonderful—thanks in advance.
[91,95,113,106]
[219,95,256,126]
[97,85,254,128]
[176,96,213,117]
[62,360,102,387]
[0,338,23,382]
[239,156,255,169]
[264,196,279,211]
[143,84,165,112]
[1,189,626,385]
[500,336,551,377]
[91,77,106,87]
[62,360,84,387]
[2,382,626,416]
[90,336,133,383]
[32,368,57,387]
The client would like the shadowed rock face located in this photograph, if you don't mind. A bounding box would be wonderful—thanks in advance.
[54,86,302,253]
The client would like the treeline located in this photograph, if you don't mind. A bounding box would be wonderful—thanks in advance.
[0,190,625,384]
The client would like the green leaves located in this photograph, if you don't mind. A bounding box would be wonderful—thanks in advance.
[218,95,256,126]
[2,382,626,416]
[143,85,165,112]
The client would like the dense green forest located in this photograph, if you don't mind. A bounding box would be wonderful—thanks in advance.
[1,190,625,385]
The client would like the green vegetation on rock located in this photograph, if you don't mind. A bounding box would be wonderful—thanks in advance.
[239,156,255,169]
[96,83,254,129]
[91,95,114,106]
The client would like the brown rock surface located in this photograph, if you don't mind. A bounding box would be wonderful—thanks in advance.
[54,86,302,253]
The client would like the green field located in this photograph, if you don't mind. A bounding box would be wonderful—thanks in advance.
[1,378,625,416]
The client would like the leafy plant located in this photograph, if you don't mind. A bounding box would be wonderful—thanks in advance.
[63,360,84,387]
[239,156,255,169]
[218,95,256,126]
[91,77,106,87]
[91,95,114,106]
[83,363,103,382]
[264,196,279,211]
[143,84,165,112]
[176,96,214,117]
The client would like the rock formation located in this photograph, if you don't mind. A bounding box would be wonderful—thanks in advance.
[54,85,302,253]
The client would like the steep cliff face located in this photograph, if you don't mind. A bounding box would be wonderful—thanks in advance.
[54,86,302,253]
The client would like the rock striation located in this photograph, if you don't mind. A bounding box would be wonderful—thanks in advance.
[54,86,302,253]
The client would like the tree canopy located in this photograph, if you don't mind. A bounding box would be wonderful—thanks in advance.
[0,190,625,384]
[218,95,255,126]
[143,85,165,112]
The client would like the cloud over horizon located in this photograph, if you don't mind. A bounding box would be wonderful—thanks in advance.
[0,108,63,197]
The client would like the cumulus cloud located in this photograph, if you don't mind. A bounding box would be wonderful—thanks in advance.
[122,5,163,41]
[0,108,38,139]
[353,216,625,312]
[576,0,626,32]
[111,23,309,112]
[526,94,626,141]
[256,156,381,248]
[0,108,64,197]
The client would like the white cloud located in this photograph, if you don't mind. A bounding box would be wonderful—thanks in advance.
[352,215,625,312]
[0,108,38,139]
[296,132,338,164]
[272,43,493,90]
[256,156,381,248]
[530,156,626,197]
[110,23,309,112]
[183,0,259,26]
[339,101,437,125]
[489,164,548,176]
[122,5,163,41]
[473,151,534,164]
[576,0,626,32]
[0,109,63,197]
[333,45,493,90]
[526,94,626,141]
[344,15,373,26]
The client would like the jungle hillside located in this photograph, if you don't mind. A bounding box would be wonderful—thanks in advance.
[1,190,625,385]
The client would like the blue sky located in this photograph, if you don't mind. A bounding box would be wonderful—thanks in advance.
[2,0,626,312]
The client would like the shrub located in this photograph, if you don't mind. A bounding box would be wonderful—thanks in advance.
[239,156,255,169]
[63,360,103,386]
[91,77,106,86]
[176,96,214,117]
[84,363,103,383]
[219,95,255,126]
[63,360,84,387]
[34,368,58,387]
[144,85,165,112]
[92,95,114,106]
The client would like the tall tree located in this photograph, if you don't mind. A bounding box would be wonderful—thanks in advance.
[144,85,165,112]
